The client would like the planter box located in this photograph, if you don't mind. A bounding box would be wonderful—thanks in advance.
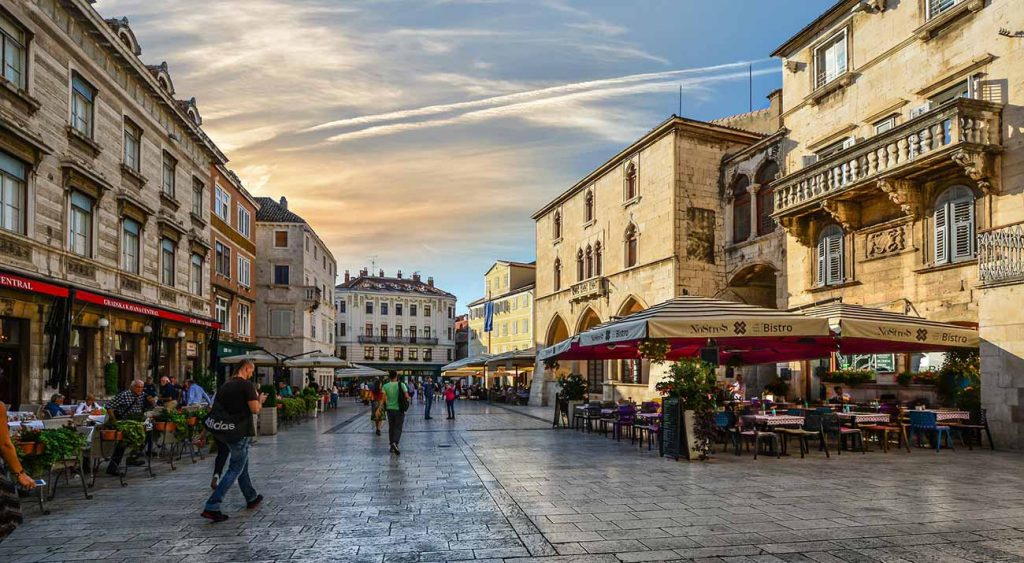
[661,400,704,461]
[259,406,278,436]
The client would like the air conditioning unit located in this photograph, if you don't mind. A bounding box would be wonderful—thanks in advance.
[909,102,932,119]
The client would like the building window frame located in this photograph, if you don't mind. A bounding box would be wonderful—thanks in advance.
[215,241,231,278]
[190,253,203,295]
[70,73,96,138]
[237,205,251,237]
[0,150,27,235]
[123,118,142,172]
[927,0,963,20]
[553,258,561,291]
[584,190,594,223]
[552,210,562,241]
[813,28,848,90]
[160,238,176,286]
[273,264,289,285]
[273,230,288,248]
[68,191,93,257]
[237,303,251,337]
[238,255,251,287]
[121,218,141,274]
[1,13,28,90]
[215,296,230,331]
[191,179,204,217]
[816,224,845,287]
[624,223,638,268]
[215,185,230,220]
[933,185,976,265]
[271,309,293,337]
[161,151,177,197]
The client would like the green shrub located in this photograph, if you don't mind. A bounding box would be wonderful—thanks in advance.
[556,373,587,400]
[655,359,718,412]
[823,369,875,386]
[260,384,277,408]
[115,420,146,451]
[104,362,119,395]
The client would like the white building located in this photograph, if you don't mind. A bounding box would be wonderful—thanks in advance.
[335,269,457,378]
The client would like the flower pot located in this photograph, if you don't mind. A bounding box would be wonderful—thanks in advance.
[33,442,45,455]
[164,422,177,433]
[18,442,35,455]
[258,406,278,436]
[187,417,198,426]
[100,430,123,441]
[154,421,167,431]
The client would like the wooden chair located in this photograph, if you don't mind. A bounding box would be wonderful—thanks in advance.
[820,413,865,454]
[777,413,828,458]
[946,409,994,450]
[736,418,781,460]
[858,412,910,453]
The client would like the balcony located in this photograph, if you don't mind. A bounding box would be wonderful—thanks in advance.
[357,335,438,345]
[979,225,1024,286]
[303,286,321,311]
[772,99,1001,242]
[570,276,607,303]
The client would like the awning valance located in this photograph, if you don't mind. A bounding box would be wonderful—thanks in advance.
[441,354,492,372]
[795,300,979,352]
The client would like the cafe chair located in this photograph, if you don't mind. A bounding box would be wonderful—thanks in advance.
[946,409,994,451]
[712,411,739,453]
[777,413,828,459]
[610,405,637,441]
[858,412,910,453]
[820,413,865,454]
[909,411,954,452]
[736,420,781,460]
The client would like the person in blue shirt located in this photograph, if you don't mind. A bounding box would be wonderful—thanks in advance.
[185,379,212,406]
[422,377,435,420]
[42,394,64,418]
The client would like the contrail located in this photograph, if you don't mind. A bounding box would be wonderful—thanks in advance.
[306,58,774,133]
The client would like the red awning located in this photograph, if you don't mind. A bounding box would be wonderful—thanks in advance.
[76,290,221,329]
[0,272,69,298]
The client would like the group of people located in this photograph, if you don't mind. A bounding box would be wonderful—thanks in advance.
[367,375,459,455]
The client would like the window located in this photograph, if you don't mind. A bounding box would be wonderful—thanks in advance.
[311,319,316,339]
[755,161,778,236]
[121,218,141,274]
[161,151,176,197]
[70,74,95,137]
[934,186,975,265]
[363,322,373,337]
[929,78,975,107]
[365,301,373,314]
[448,306,454,319]
[339,300,346,314]
[593,242,603,276]
[271,310,292,336]
[396,324,403,338]
[815,137,855,160]
[409,348,418,360]
[447,349,453,361]
[838,353,894,374]
[380,324,389,341]
[423,327,431,338]
[553,211,562,240]
[215,242,231,278]
[409,326,416,338]
[364,346,374,360]
[68,191,93,257]
[816,225,844,286]
[584,190,594,223]
[237,303,251,337]
[192,179,204,216]
[586,359,604,394]
[814,29,847,89]
[425,306,431,316]
[273,264,289,285]
[215,297,230,330]
[215,186,230,219]
[0,150,26,234]
[732,175,752,242]
[381,303,389,315]
[339,322,346,337]
[123,120,141,172]
[395,348,403,361]
[928,0,962,19]
[874,116,896,135]
[274,230,288,247]
[396,303,403,316]
[380,347,389,360]
[424,349,432,362]
[621,359,641,384]
[585,245,593,278]
[238,256,251,287]
[1,14,27,89]
[576,249,584,281]
[553,258,561,291]
[624,162,637,200]
[190,253,203,295]
[624,223,638,268]
[304,236,309,251]
[410,305,418,316]
[448,326,454,339]
[160,238,176,286]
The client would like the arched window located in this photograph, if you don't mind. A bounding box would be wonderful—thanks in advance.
[584,190,594,223]
[816,224,844,286]
[553,259,561,291]
[624,162,637,200]
[934,185,975,264]
[585,245,593,278]
[731,174,751,242]
[552,211,562,240]
[576,249,584,281]
[594,242,603,276]
[624,224,638,268]
[755,160,779,236]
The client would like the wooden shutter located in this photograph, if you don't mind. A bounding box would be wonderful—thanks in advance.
[827,233,843,285]
[816,235,827,286]
[934,203,948,264]
[951,198,974,261]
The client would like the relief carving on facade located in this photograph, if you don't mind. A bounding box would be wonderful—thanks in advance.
[865,225,908,259]
[120,276,142,293]
[67,257,96,279]
[686,207,716,264]
[819,199,861,231]
[159,288,178,304]
[0,233,32,261]
[951,149,995,194]
[877,178,921,219]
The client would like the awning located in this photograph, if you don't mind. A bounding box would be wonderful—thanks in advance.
[335,364,388,378]
[220,350,286,366]
[217,340,262,358]
[284,353,352,369]
[538,337,579,361]
[485,348,536,368]
[441,354,492,372]
[796,300,979,353]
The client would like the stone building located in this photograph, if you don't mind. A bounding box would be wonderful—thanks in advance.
[467,260,535,356]
[209,165,258,379]
[334,269,457,378]
[254,197,336,387]
[530,115,772,406]
[769,0,1024,445]
[0,0,223,407]
[454,314,468,360]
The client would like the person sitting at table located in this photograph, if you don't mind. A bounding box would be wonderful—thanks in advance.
[727,374,745,401]
[277,381,293,398]
[105,379,149,475]
[75,394,103,415]
[184,379,212,406]
[41,394,65,418]
[0,400,37,541]
[829,386,851,404]
[143,376,158,407]
[158,376,178,407]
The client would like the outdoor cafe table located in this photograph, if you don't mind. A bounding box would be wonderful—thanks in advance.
[922,410,970,422]
[836,412,891,424]
[740,414,804,428]
[636,412,661,421]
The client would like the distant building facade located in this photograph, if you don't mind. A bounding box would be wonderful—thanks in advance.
[467,261,536,357]
[454,314,469,360]
[334,269,457,378]
[254,197,336,387]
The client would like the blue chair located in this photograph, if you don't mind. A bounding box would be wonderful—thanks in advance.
[787,408,804,416]
[908,411,954,452]
[713,411,738,452]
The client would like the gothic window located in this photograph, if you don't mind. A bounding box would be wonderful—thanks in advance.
[553,259,561,291]
[755,161,779,236]
[552,211,561,240]
[731,174,751,243]
[594,242,602,276]
[624,162,637,200]
[816,224,844,286]
[585,245,593,278]
[934,185,975,265]
[584,190,594,223]
[624,223,638,268]
[576,249,584,282]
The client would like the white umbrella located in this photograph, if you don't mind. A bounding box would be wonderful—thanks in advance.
[440,354,492,372]
[283,353,352,369]
[335,364,388,378]
[219,350,285,366]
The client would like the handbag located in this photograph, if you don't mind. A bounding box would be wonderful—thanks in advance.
[202,401,250,443]
[398,383,410,413]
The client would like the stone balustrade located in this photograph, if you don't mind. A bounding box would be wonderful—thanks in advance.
[979,224,1024,285]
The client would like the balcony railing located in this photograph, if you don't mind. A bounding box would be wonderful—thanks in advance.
[357,335,438,345]
[979,225,1024,285]
[570,276,607,302]
[773,98,1002,217]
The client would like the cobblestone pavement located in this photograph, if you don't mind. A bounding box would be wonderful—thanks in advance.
[5,400,1024,562]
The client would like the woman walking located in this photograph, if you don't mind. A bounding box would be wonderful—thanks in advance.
[370,379,386,436]
[444,383,457,420]
[0,401,37,541]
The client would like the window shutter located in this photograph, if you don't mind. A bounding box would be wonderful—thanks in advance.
[827,234,843,285]
[934,204,948,264]
[816,236,826,286]
[951,199,974,261]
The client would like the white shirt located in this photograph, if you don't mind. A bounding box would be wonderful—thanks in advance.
[75,401,102,415]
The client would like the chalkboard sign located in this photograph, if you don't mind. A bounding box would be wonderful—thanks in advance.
[661,397,682,460]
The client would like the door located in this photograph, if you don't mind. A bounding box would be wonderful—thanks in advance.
[67,327,90,401]
[114,332,136,390]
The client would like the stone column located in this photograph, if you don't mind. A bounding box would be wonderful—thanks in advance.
[747,184,761,242]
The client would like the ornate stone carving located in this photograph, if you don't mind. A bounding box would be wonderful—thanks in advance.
[67,257,96,279]
[819,200,861,231]
[159,288,177,303]
[0,234,32,261]
[120,276,142,293]
[877,178,921,219]
[951,149,995,194]
[866,225,908,259]
[778,216,813,247]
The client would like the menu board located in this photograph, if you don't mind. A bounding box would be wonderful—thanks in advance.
[661,398,681,460]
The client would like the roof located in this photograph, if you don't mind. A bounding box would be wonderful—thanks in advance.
[255,197,307,224]
[772,0,853,58]
[467,283,536,308]
[336,275,456,299]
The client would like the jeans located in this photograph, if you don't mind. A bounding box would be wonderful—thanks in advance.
[204,437,257,512]
[424,398,433,419]
[446,400,455,419]
[386,410,405,445]
[212,437,229,476]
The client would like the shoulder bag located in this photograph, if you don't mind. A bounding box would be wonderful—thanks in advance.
[203,401,250,443]
[398,383,410,413]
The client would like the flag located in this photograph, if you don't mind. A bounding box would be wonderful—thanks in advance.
[483,302,494,333]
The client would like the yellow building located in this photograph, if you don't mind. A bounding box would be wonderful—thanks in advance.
[467,261,536,384]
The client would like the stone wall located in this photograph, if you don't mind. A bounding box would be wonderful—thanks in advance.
[980,282,1024,450]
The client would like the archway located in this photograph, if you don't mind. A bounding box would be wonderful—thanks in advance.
[616,295,645,318]
[545,315,569,347]
[614,296,646,385]
[575,308,603,396]
[723,263,778,309]
[575,307,602,335]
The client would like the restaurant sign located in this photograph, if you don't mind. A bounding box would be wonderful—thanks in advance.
[76,290,221,329]
[0,272,69,298]
[570,277,607,302]
[186,342,198,357]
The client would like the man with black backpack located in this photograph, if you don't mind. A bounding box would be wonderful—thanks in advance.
[201,360,266,522]
[382,371,410,455]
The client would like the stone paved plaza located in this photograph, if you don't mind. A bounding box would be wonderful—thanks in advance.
[5,401,1024,562]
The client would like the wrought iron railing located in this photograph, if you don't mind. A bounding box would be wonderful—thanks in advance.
[979,225,1024,284]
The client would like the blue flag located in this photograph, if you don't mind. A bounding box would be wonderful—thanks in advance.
[483,302,494,333]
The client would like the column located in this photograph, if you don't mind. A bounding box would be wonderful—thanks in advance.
[747,184,761,242]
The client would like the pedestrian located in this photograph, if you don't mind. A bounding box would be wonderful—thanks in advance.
[422,377,435,420]
[444,383,456,420]
[330,385,339,409]
[0,400,37,541]
[201,360,266,523]
[370,379,386,436]
[185,379,212,406]
[105,380,149,475]
[383,372,410,455]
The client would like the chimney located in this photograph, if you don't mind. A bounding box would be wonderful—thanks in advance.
[396,270,402,279]
[412,273,421,282]
[427,276,434,287]
[344,270,350,282]
[359,268,368,277]
[279,196,288,210]
[379,269,384,277]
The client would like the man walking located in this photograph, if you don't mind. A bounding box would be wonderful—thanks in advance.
[382,372,410,455]
[201,360,266,522]
[444,383,457,420]
[422,377,435,420]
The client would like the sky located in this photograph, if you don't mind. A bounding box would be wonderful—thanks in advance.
[95,0,834,309]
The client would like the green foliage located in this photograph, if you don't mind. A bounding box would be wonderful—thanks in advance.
[260,384,277,408]
[17,429,41,443]
[897,372,914,386]
[655,359,718,412]
[938,349,981,408]
[39,427,86,463]
[556,372,587,401]
[104,362,119,396]
[301,386,317,397]
[638,339,670,364]
[823,369,875,386]
[115,420,146,451]
[279,397,306,420]
[763,377,789,398]
[192,369,217,395]
[302,395,319,412]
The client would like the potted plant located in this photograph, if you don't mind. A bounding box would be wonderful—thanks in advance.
[99,427,123,442]
[104,361,119,396]
[115,420,146,453]
[17,428,42,456]
[259,384,278,436]
[39,427,86,463]
[897,372,914,386]
[655,359,718,461]
[763,376,789,400]
[556,373,587,427]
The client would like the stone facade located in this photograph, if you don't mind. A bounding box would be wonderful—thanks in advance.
[254,197,336,388]
[0,0,223,406]
[334,269,457,378]
[467,261,535,357]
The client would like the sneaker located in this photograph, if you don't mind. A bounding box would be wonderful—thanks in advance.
[375,429,381,436]
[246,494,264,509]
[201,510,229,523]
[389,443,399,455]
[210,474,219,490]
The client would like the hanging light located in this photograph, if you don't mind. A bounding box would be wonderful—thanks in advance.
[97,317,110,328]
[143,325,153,334]
[177,330,186,339]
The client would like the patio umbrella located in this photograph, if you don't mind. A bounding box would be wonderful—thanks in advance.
[335,364,388,378]
[484,348,537,368]
[795,300,979,353]
[219,350,286,366]
[283,353,352,369]
[440,353,492,372]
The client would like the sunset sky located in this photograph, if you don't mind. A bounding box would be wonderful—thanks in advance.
[94,0,832,308]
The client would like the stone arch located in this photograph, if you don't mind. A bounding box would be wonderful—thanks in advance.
[721,262,779,308]
[615,295,646,318]
[575,307,602,335]
[544,314,569,347]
